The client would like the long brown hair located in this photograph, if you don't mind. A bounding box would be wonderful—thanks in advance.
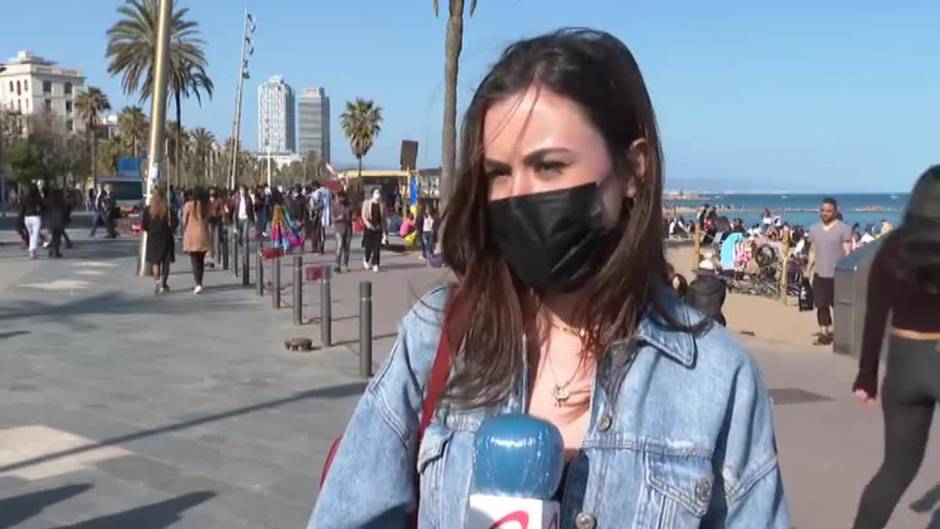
[441,28,678,408]
[149,188,168,221]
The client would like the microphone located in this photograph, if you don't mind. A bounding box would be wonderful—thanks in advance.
[467,414,564,529]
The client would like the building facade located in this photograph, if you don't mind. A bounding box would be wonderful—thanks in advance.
[257,75,295,154]
[297,87,330,164]
[0,50,86,133]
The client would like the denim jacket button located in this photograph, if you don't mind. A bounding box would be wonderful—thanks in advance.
[695,477,712,502]
[597,415,612,432]
[575,512,596,529]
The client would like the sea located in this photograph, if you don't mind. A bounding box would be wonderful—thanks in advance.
[664,193,909,230]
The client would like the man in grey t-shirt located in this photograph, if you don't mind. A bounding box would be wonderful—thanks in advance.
[806,197,853,345]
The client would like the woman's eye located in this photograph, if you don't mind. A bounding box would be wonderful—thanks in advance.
[485,169,510,181]
[537,161,567,174]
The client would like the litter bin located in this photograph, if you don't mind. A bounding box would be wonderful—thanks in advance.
[833,240,883,357]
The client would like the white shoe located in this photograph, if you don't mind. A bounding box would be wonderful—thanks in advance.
[28,250,36,259]
[193,285,203,294]
[363,260,369,270]
[372,265,379,273]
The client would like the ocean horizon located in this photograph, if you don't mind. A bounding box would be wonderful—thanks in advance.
[663,192,909,229]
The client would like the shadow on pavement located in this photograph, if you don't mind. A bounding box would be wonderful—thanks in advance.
[0,290,249,326]
[0,483,92,528]
[0,382,367,476]
[0,330,30,340]
[333,332,398,348]
[48,490,216,529]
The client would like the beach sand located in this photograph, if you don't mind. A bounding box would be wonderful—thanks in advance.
[666,245,831,353]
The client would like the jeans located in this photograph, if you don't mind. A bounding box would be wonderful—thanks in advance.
[421,231,435,259]
[88,211,104,236]
[335,230,351,268]
[190,251,206,287]
[49,228,64,256]
[852,335,940,529]
[363,230,381,267]
[24,215,41,253]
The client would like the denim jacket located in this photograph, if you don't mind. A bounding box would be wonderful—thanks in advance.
[310,286,789,529]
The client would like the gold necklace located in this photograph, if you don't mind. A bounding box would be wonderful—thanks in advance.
[545,353,581,407]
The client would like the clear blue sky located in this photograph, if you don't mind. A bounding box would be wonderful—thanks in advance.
[2,1,937,192]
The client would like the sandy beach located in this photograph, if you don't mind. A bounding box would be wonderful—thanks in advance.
[666,244,830,352]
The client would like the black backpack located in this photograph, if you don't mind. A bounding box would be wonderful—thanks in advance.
[798,278,815,312]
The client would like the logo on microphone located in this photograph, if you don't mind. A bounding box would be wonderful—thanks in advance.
[488,511,528,529]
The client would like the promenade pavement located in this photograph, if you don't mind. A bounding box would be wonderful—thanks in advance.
[0,229,937,528]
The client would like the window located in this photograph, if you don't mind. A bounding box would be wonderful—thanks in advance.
[64,82,72,95]
[7,81,12,92]
[42,80,51,94]
[16,80,20,96]
[44,99,52,111]
[66,119,73,132]
[65,100,72,113]
[17,99,21,111]
[23,79,27,92]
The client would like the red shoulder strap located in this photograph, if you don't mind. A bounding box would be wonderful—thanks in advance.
[418,320,451,441]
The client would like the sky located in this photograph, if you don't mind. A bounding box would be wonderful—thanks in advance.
[1,0,938,193]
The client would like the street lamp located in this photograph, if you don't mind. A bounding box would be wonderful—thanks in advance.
[228,11,255,190]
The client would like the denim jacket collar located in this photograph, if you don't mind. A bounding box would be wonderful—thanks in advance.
[620,289,698,368]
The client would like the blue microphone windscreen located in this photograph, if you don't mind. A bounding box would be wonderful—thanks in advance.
[472,414,564,499]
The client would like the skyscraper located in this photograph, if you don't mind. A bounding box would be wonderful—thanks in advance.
[258,75,295,153]
[297,87,330,163]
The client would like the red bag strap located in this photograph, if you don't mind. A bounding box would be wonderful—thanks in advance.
[418,319,451,442]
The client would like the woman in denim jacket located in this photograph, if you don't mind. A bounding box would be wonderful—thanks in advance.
[311,28,789,529]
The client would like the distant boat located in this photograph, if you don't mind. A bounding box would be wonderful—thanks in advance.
[781,195,788,199]
[890,195,899,200]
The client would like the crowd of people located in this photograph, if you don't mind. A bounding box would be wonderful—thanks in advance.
[8,183,79,259]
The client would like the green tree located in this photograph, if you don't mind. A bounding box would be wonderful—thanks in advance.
[434,0,477,209]
[106,0,213,186]
[117,105,148,157]
[190,126,214,184]
[339,98,383,180]
[73,86,111,188]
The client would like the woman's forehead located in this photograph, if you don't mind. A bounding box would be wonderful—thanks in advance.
[482,86,597,161]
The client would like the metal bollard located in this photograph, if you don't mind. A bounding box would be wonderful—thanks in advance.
[320,265,331,346]
[272,255,281,309]
[233,226,240,277]
[292,255,303,325]
[359,281,373,378]
[221,225,229,270]
[256,249,264,296]
[242,229,250,287]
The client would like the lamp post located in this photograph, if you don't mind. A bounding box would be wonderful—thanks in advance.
[228,10,255,190]
[137,0,172,276]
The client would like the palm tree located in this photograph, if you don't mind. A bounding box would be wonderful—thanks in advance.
[434,0,478,209]
[190,126,214,184]
[73,86,111,188]
[117,105,148,157]
[340,98,383,180]
[97,138,124,177]
[105,0,213,186]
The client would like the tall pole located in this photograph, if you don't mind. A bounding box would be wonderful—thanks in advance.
[137,0,173,276]
[228,10,252,190]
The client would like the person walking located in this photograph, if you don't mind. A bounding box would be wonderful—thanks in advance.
[88,186,104,237]
[207,188,225,267]
[360,187,384,272]
[420,204,438,262]
[311,180,333,253]
[331,190,353,273]
[100,185,118,239]
[310,28,788,528]
[19,184,43,259]
[142,189,178,294]
[851,167,940,529]
[232,185,254,243]
[805,197,852,345]
[183,188,212,294]
[42,188,68,258]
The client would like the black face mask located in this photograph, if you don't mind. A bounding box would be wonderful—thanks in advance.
[487,183,617,293]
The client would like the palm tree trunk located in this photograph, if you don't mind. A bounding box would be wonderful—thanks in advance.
[89,128,97,189]
[358,156,363,181]
[175,90,182,189]
[440,0,465,212]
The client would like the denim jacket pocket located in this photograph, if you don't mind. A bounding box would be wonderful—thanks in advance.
[644,453,714,528]
[416,423,454,528]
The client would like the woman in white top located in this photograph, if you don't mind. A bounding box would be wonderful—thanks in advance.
[420,204,438,261]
